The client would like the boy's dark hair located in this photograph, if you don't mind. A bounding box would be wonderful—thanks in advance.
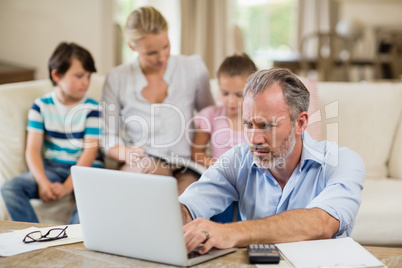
[217,53,257,78]
[48,42,96,86]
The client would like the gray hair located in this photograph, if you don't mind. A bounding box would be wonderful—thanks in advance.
[243,68,310,122]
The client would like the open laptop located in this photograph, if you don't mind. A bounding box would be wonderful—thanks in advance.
[71,166,237,267]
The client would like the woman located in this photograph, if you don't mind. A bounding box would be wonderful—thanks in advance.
[102,6,214,194]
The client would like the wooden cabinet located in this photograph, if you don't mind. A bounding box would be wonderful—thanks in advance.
[0,61,35,84]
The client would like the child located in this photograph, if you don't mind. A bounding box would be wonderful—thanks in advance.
[191,53,257,223]
[1,42,102,224]
[192,53,257,167]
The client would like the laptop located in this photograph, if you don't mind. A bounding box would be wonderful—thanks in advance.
[71,166,237,267]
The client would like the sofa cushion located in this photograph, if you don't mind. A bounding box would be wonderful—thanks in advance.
[389,117,402,180]
[318,82,402,180]
[0,74,104,222]
[0,74,104,185]
[0,80,52,186]
[351,178,402,245]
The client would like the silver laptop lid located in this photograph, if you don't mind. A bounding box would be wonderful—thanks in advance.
[71,166,189,266]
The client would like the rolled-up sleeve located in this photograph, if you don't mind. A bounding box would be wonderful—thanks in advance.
[179,145,244,219]
[307,147,365,237]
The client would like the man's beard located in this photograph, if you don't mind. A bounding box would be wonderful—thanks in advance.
[250,127,296,169]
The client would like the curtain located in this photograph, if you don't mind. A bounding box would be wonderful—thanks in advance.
[297,0,339,57]
[180,0,241,77]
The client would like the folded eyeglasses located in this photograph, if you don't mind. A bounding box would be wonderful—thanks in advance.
[23,226,68,244]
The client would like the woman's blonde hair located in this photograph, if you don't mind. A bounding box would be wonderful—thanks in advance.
[125,6,168,47]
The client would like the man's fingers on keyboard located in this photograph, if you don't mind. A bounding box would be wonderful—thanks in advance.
[199,239,214,254]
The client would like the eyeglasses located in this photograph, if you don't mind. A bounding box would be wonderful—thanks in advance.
[23,226,68,244]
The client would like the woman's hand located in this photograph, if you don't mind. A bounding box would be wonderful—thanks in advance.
[124,146,146,165]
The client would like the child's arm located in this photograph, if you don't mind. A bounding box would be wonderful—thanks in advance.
[25,131,57,202]
[51,138,100,199]
[191,129,215,168]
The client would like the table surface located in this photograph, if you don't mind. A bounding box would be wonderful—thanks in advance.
[1,221,401,267]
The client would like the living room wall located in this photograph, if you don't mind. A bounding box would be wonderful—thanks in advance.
[0,0,116,80]
[338,0,402,58]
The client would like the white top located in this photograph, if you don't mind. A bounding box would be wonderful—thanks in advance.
[102,55,214,160]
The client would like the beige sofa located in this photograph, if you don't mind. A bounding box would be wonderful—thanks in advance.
[0,75,401,246]
[318,82,402,246]
[0,74,106,224]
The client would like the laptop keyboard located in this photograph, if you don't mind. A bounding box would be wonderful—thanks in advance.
[188,251,202,259]
[188,247,218,259]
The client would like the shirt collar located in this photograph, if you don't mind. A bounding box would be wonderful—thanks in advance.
[163,56,175,85]
[132,56,175,86]
[132,58,147,90]
[299,131,325,171]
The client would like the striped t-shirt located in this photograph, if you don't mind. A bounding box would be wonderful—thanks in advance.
[27,91,103,167]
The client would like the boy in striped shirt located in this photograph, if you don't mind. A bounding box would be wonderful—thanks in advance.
[1,42,102,224]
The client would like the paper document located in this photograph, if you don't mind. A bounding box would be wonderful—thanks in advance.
[0,224,83,257]
[275,237,384,268]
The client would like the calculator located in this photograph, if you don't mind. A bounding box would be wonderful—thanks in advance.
[247,244,280,264]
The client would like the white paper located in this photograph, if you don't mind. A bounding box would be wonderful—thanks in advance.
[275,237,384,268]
[0,224,83,257]
[0,232,45,256]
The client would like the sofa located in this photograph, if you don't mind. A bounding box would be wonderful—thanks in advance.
[0,75,401,246]
[0,74,106,225]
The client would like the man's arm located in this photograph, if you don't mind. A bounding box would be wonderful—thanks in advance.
[233,208,339,245]
[180,204,193,225]
[183,207,339,254]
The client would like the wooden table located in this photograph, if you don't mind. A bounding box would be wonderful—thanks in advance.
[1,221,402,267]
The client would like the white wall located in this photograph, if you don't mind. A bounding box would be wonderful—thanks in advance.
[338,0,402,58]
[0,0,116,80]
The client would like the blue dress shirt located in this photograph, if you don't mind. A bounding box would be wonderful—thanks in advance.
[179,132,365,237]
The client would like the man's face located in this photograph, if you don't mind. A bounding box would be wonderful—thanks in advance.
[242,83,297,169]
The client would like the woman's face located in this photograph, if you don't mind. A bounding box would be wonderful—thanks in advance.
[132,31,171,72]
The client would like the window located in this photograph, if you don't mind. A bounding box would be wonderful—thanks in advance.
[117,0,138,63]
[234,0,298,69]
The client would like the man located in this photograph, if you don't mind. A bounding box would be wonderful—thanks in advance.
[179,68,365,254]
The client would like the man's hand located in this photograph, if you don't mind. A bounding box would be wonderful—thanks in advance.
[183,218,237,254]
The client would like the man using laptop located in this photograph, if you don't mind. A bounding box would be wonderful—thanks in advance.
[179,68,365,255]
